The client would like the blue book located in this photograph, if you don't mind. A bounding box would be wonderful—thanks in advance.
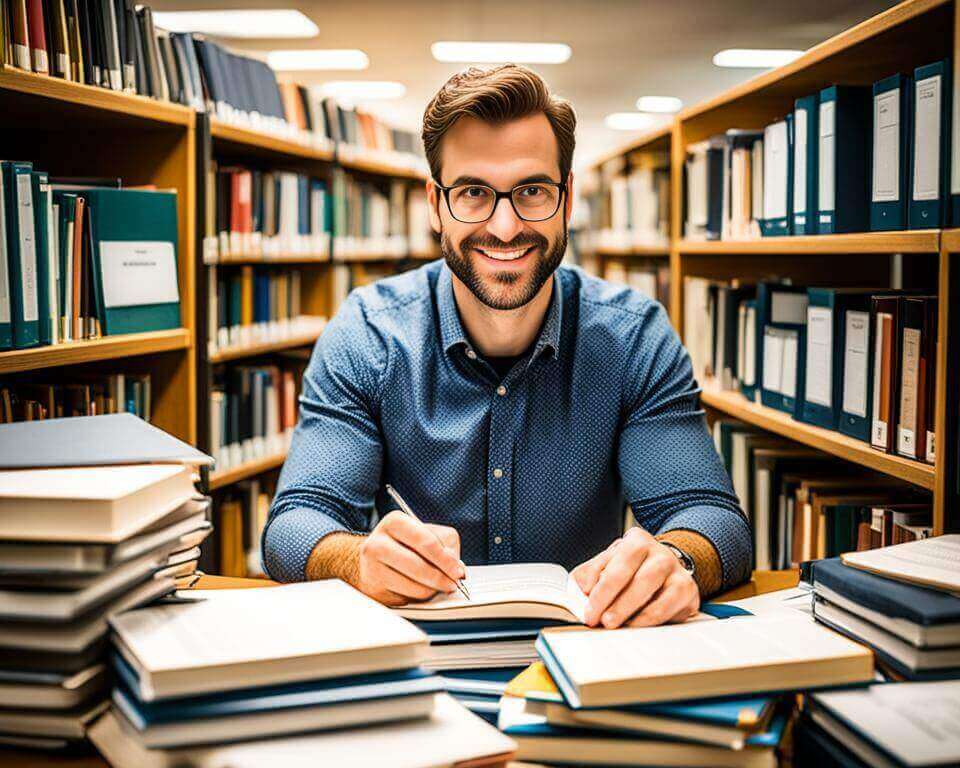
[415,618,565,644]
[757,283,809,416]
[818,85,871,234]
[30,172,55,346]
[871,74,914,231]
[761,116,793,236]
[909,60,952,229]
[793,94,819,235]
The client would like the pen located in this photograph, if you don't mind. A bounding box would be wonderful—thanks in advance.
[385,484,471,600]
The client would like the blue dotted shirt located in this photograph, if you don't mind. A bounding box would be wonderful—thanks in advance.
[262,261,752,590]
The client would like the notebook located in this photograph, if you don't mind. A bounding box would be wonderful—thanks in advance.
[110,580,428,701]
[537,613,874,708]
[841,535,960,593]
[395,563,588,623]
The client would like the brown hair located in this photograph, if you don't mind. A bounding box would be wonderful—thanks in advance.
[422,64,577,184]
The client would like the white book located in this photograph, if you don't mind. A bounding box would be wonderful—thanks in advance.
[394,563,588,623]
[90,693,516,768]
[110,580,428,701]
[0,464,196,542]
[0,664,106,711]
[0,699,108,739]
[841,535,960,593]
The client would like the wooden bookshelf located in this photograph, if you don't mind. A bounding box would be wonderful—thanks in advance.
[209,452,287,490]
[678,231,941,254]
[593,244,670,258]
[337,152,428,180]
[208,330,325,364]
[210,117,335,163]
[213,255,331,266]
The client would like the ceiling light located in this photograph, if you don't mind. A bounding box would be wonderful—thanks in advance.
[712,48,804,68]
[605,112,656,131]
[320,81,406,101]
[152,9,318,39]
[268,49,369,71]
[635,96,682,113]
[431,41,571,64]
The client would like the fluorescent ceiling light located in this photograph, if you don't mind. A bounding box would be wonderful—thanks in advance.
[320,81,406,100]
[431,41,571,64]
[268,49,369,71]
[712,48,804,68]
[152,10,318,39]
[605,112,656,131]
[635,95,682,113]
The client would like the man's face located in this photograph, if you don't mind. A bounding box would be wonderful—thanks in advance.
[427,113,573,311]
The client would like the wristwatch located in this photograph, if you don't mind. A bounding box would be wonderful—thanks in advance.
[661,541,696,579]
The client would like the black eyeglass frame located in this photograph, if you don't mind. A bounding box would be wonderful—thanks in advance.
[433,180,567,224]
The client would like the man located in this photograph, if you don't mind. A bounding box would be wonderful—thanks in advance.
[262,65,751,628]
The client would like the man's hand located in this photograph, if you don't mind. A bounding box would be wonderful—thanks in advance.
[355,511,465,607]
[571,527,699,629]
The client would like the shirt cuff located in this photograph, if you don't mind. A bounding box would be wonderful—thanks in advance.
[657,530,723,596]
[262,506,350,583]
[656,505,752,593]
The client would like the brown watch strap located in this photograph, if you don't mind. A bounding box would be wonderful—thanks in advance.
[656,530,723,597]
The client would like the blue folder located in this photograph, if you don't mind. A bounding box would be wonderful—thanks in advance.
[817,85,871,234]
[870,73,913,231]
[793,93,819,235]
[909,60,953,229]
[415,618,567,644]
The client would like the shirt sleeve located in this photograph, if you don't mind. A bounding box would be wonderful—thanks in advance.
[617,300,752,593]
[261,293,387,582]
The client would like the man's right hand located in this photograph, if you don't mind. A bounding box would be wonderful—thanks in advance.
[353,510,465,606]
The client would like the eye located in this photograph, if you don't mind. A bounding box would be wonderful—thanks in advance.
[463,186,490,198]
[517,184,547,198]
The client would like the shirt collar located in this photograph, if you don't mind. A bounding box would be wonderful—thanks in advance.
[437,263,563,361]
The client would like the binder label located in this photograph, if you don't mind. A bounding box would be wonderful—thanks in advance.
[927,431,936,462]
[873,89,900,202]
[842,311,870,418]
[16,174,39,323]
[898,326,921,456]
[914,75,942,202]
[806,306,833,407]
[819,101,836,213]
[794,108,808,213]
[100,242,179,308]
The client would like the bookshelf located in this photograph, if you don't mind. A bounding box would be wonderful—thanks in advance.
[208,451,288,491]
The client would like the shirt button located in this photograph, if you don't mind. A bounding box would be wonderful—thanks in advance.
[466,349,477,360]
[494,535,503,545]
[492,468,503,478]
[496,385,507,396]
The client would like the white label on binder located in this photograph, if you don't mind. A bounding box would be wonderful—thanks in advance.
[0,172,9,324]
[762,327,784,394]
[100,241,179,308]
[819,100,836,213]
[806,306,833,407]
[873,89,900,202]
[782,331,799,399]
[16,174,39,323]
[897,327,921,457]
[794,108,808,213]
[914,75,942,202]
[842,310,870,418]
[744,306,756,386]
[763,121,788,220]
[927,431,936,462]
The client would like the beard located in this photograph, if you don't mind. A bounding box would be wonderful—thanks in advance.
[441,228,567,311]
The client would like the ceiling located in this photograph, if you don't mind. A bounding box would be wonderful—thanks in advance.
[151,0,899,169]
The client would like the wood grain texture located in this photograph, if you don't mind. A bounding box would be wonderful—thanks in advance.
[208,451,287,490]
[208,331,323,364]
[678,231,941,254]
[210,118,335,163]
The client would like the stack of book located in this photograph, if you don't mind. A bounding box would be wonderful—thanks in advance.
[809,536,960,681]
[497,607,875,766]
[0,372,152,423]
[0,414,212,751]
[2,165,182,351]
[89,580,515,766]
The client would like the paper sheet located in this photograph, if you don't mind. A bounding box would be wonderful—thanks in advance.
[842,535,960,594]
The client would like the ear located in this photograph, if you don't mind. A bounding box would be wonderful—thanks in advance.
[564,170,575,221]
[426,179,442,234]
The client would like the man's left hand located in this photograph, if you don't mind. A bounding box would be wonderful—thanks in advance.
[571,527,700,629]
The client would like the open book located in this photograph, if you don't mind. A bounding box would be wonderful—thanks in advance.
[394,563,588,623]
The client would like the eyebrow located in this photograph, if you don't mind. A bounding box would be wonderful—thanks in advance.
[445,173,561,187]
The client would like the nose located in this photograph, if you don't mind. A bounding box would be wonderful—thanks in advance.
[484,195,525,244]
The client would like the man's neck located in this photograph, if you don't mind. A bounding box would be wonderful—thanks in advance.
[450,273,555,357]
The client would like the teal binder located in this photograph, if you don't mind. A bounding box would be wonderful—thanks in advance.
[79,189,181,336]
[793,94,819,235]
[757,282,808,417]
[2,161,40,349]
[817,86,871,234]
[31,172,55,346]
[909,60,952,229]
[0,163,11,349]
[52,192,77,342]
[870,74,913,231]
[760,116,793,236]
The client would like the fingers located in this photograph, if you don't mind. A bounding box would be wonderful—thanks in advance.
[584,529,654,626]
[626,572,700,628]
[572,538,621,595]
[425,523,462,561]
[370,533,459,594]
[381,512,465,583]
[597,549,676,629]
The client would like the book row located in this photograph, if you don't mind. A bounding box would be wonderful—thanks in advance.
[601,259,671,314]
[0,372,151,423]
[217,475,275,579]
[1,163,181,351]
[685,61,954,239]
[583,153,670,250]
[685,279,938,464]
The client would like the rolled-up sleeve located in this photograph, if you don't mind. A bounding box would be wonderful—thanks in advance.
[617,301,752,592]
[261,293,387,582]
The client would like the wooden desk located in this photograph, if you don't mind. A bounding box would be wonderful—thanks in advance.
[0,569,800,767]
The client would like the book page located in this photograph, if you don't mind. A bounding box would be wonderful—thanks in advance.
[400,563,587,623]
[842,535,960,593]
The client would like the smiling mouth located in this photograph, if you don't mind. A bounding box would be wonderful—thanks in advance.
[474,245,535,262]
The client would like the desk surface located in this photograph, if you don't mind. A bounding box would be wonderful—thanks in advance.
[0,569,800,768]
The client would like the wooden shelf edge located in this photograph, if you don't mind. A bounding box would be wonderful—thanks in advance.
[678,230,941,255]
[213,256,331,266]
[0,66,192,126]
[209,452,287,490]
[0,328,191,374]
[208,332,323,363]
[210,118,335,162]
[940,228,960,252]
[590,123,674,168]
[593,246,670,258]
[700,384,936,490]
[337,155,428,181]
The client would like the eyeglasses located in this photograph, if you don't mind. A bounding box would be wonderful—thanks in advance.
[435,180,566,224]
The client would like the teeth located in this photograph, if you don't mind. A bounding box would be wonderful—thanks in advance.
[478,247,529,261]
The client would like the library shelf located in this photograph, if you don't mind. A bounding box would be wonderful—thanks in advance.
[700,382,936,491]
[333,252,406,263]
[337,153,428,181]
[678,231,942,255]
[593,244,670,258]
[0,328,191,375]
[0,66,192,127]
[208,331,324,364]
[210,118,335,162]
[940,229,960,251]
[209,452,287,490]
[591,124,673,168]
[212,255,331,266]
